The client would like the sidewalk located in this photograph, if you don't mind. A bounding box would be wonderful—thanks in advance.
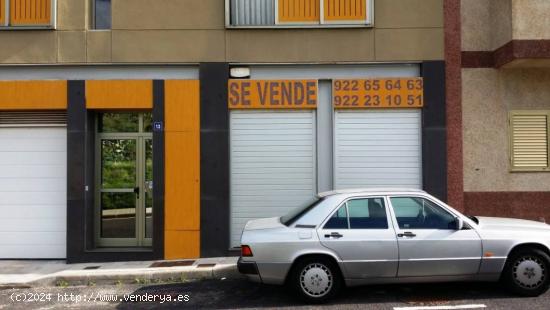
[0,257,242,289]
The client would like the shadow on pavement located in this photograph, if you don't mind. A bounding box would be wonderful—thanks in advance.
[115,279,522,309]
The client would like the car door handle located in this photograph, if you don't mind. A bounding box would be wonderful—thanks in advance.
[397,232,416,238]
[325,232,343,239]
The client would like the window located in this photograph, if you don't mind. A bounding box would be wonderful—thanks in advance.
[0,0,55,28]
[93,0,111,29]
[390,197,456,230]
[96,112,153,247]
[348,198,388,229]
[281,197,324,226]
[324,204,348,229]
[510,112,549,171]
[324,198,388,229]
[228,0,373,27]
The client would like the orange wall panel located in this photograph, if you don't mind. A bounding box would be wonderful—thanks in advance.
[278,0,320,23]
[165,80,200,132]
[324,0,366,21]
[86,80,153,109]
[10,0,51,25]
[0,81,67,110]
[164,80,201,259]
[165,132,200,231]
[165,231,200,260]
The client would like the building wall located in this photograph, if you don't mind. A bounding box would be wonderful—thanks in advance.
[461,0,550,53]
[460,0,550,221]
[512,0,550,40]
[0,0,444,64]
[0,1,448,260]
[461,0,512,52]
[462,68,550,192]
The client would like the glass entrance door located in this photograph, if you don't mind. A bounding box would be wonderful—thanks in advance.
[96,113,153,247]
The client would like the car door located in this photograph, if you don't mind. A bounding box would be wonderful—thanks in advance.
[317,197,399,279]
[388,196,482,277]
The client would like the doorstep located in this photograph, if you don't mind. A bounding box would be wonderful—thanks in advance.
[0,257,242,288]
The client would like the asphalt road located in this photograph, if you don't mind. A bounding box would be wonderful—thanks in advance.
[1,279,549,310]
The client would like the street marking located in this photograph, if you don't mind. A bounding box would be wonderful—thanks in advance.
[394,305,487,310]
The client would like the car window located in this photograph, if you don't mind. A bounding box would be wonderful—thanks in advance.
[348,198,388,229]
[390,197,456,230]
[281,197,324,226]
[324,197,389,229]
[324,205,348,229]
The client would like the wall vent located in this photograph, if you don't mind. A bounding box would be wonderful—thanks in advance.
[0,111,67,127]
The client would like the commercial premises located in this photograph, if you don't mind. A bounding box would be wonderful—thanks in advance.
[0,0,446,262]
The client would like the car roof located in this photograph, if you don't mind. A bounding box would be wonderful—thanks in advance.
[318,188,426,198]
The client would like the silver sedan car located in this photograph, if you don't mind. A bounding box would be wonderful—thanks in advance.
[237,188,550,303]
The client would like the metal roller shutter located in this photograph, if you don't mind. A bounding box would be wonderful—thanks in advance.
[334,110,422,189]
[230,110,317,247]
[0,114,67,258]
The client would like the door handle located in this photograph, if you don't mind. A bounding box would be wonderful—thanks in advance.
[397,232,416,238]
[133,187,140,199]
[324,232,343,239]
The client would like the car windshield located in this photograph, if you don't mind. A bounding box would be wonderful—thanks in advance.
[281,197,323,226]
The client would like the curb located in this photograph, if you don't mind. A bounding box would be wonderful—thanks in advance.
[0,264,243,289]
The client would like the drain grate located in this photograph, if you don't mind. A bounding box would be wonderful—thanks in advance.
[150,260,196,268]
[83,266,101,270]
[196,263,216,268]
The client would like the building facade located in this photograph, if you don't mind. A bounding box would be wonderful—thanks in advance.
[0,0,448,262]
[456,0,550,222]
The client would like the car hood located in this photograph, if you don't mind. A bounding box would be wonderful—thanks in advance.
[244,217,285,231]
[476,216,550,231]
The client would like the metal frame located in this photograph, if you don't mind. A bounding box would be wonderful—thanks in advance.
[225,0,374,28]
[94,113,153,248]
[2,0,8,27]
[0,0,57,29]
[508,110,550,172]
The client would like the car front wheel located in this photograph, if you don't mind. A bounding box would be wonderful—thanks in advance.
[502,248,550,297]
[290,257,342,303]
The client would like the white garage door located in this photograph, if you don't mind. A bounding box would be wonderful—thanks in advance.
[0,127,67,258]
[230,111,317,247]
[334,110,422,189]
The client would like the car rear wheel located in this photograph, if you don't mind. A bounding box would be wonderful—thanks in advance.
[502,248,550,296]
[290,257,342,303]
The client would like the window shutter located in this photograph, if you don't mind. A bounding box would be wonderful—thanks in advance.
[0,0,5,25]
[278,0,320,23]
[323,0,366,22]
[10,0,51,26]
[511,114,549,169]
[231,0,275,26]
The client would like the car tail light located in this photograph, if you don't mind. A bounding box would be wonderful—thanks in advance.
[241,245,253,257]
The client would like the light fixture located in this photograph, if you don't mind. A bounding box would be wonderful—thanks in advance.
[230,67,251,79]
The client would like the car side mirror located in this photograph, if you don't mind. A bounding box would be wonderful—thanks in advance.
[455,217,464,230]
